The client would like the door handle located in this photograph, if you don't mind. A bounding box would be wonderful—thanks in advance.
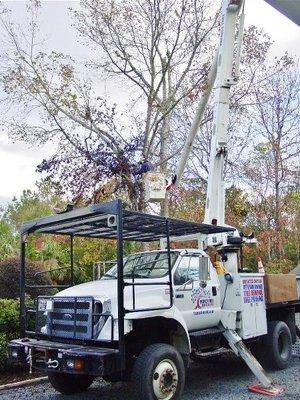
[212,286,217,296]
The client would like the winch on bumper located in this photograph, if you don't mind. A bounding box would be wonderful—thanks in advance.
[9,338,120,376]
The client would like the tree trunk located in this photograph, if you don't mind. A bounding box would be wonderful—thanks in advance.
[274,148,284,258]
[160,59,171,217]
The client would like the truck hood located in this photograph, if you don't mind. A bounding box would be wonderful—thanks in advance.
[57,279,118,302]
[56,278,171,313]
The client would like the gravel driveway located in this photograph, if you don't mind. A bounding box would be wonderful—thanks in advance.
[1,355,299,400]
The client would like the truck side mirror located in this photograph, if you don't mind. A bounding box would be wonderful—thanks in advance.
[199,257,209,281]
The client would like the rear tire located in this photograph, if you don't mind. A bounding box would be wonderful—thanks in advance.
[48,372,94,394]
[263,320,292,370]
[132,343,185,400]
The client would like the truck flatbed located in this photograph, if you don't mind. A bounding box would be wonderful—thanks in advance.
[266,299,300,312]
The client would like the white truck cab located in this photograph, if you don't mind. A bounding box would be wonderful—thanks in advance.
[57,249,221,340]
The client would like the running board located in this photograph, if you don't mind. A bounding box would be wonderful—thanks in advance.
[222,329,272,389]
[193,347,230,359]
[190,327,225,338]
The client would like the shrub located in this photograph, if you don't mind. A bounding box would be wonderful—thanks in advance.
[0,257,53,299]
[0,298,20,335]
[0,332,8,369]
[0,299,19,369]
[266,259,294,274]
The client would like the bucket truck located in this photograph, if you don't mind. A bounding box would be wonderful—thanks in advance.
[9,1,300,399]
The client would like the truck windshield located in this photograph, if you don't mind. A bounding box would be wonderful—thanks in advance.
[102,251,179,279]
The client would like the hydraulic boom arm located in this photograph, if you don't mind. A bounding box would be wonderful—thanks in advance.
[204,0,244,225]
[169,0,299,229]
[172,0,245,227]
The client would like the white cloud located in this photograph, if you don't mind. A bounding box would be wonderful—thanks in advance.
[0,135,52,204]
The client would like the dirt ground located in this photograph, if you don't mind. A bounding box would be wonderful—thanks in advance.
[0,366,44,386]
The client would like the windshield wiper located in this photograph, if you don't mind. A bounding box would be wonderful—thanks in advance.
[123,273,147,279]
[103,273,117,279]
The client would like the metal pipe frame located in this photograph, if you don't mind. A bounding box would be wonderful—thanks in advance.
[17,200,185,374]
[116,200,125,370]
[20,236,26,337]
[70,235,75,285]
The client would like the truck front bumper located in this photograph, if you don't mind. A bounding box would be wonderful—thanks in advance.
[9,338,120,376]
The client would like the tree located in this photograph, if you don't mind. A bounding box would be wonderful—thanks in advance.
[1,183,139,283]
[4,181,63,231]
[0,257,53,299]
[73,0,218,170]
[0,220,18,259]
[0,2,142,209]
[244,55,300,259]
[169,26,273,187]
[0,1,220,213]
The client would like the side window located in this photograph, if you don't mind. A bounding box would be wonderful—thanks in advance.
[187,257,200,281]
[174,256,190,285]
[199,257,210,281]
[174,256,201,285]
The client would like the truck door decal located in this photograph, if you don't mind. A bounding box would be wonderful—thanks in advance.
[191,287,214,310]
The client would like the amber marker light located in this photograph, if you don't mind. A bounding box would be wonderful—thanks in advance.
[74,358,85,370]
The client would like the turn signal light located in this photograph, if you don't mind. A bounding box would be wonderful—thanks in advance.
[74,359,84,370]
[66,358,85,370]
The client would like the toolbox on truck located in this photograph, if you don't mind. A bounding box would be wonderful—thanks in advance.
[220,273,268,339]
[264,274,298,304]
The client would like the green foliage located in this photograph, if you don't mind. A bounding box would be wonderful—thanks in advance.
[73,238,138,282]
[265,259,294,274]
[0,333,7,369]
[225,186,251,230]
[169,186,206,222]
[4,183,63,232]
[0,220,18,259]
[0,299,19,369]
[0,298,20,335]
[0,183,141,287]
[242,247,258,272]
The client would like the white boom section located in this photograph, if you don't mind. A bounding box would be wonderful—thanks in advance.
[175,53,218,184]
[204,0,245,225]
[172,1,245,227]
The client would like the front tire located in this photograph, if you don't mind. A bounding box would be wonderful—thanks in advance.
[263,320,292,370]
[132,343,185,400]
[48,372,94,394]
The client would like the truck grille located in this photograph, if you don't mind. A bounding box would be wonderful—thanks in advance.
[47,297,95,340]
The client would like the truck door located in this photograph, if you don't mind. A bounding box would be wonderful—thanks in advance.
[173,254,221,331]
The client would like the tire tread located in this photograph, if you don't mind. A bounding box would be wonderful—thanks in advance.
[132,343,185,400]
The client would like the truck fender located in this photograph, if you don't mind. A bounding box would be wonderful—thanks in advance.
[170,306,191,364]
[127,305,191,358]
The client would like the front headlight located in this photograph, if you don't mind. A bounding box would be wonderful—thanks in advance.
[92,299,112,338]
[102,299,112,314]
[36,297,52,334]
[38,298,53,312]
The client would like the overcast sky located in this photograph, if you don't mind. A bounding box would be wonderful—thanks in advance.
[0,0,299,206]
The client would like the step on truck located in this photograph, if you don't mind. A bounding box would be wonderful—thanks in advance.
[9,200,300,399]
